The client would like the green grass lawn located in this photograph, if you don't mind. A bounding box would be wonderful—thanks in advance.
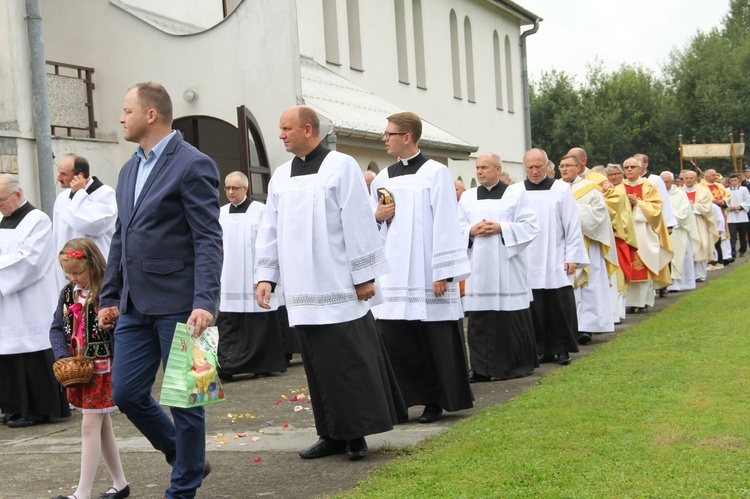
[343,265,750,498]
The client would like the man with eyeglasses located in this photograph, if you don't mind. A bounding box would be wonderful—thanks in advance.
[0,174,70,428]
[621,157,672,314]
[559,155,618,346]
[371,112,473,424]
[215,172,286,382]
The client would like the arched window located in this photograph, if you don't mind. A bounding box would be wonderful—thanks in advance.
[413,0,426,89]
[450,10,461,99]
[470,178,477,188]
[504,35,515,113]
[323,0,340,65]
[395,0,409,84]
[464,17,475,103]
[493,31,503,110]
[367,161,380,173]
[347,0,363,71]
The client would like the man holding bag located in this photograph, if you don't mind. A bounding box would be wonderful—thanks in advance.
[98,82,223,499]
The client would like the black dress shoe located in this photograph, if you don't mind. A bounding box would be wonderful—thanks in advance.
[468,370,491,383]
[253,372,270,379]
[0,413,20,425]
[556,353,572,366]
[419,404,443,424]
[657,289,668,298]
[537,354,554,364]
[7,415,46,428]
[577,333,592,345]
[346,437,368,461]
[98,484,130,499]
[299,437,346,459]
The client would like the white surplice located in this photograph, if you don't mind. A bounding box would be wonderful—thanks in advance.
[727,186,750,224]
[570,178,617,333]
[370,160,471,321]
[513,180,589,290]
[458,186,538,311]
[52,180,117,290]
[666,186,701,290]
[220,201,280,313]
[0,209,58,354]
[255,151,389,327]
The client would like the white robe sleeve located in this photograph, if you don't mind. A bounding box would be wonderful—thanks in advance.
[561,186,590,267]
[499,189,539,259]
[254,178,281,285]
[0,214,56,297]
[337,157,389,285]
[62,187,117,236]
[430,165,471,282]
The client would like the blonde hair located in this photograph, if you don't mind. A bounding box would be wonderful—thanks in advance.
[58,238,107,306]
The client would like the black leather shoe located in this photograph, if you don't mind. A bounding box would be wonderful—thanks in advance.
[299,437,346,459]
[577,333,592,345]
[0,413,19,425]
[7,415,46,428]
[98,484,130,499]
[537,354,554,364]
[556,353,572,366]
[468,370,491,383]
[346,437,368,461]
[657,289,668,298]
[52,495,77,499]
[419,404,443,424]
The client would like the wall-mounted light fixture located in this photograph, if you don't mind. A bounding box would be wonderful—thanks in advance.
[183,89,198,103]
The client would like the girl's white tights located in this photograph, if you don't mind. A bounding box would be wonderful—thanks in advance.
[70,412,127,499]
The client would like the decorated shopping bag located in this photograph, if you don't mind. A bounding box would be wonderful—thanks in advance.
[159,323,226,408]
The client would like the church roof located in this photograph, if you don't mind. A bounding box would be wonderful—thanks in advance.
[300,57,478,157]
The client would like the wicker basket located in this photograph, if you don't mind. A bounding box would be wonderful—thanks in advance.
[53,337,94,388]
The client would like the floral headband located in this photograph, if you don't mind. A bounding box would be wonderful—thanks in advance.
[65,250,85,259]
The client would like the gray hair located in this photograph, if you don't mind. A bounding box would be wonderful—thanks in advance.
[0,174,22,193]
[606,163,623,174]
[225,171,249,188]
[363,171,377,180]
[660,171,675,182]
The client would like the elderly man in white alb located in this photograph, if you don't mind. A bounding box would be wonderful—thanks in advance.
[517,149,589,366]
[679,170,718,282]
[458,153,539,382]
[558,155,618,345]
[0,174,70,428]
[661,171,701,292]
[216,171,287,381]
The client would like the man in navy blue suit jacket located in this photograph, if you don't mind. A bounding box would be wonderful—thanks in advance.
[98,82,223,499]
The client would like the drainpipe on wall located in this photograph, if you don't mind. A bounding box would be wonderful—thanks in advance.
[25,0,55,216]
[520,18,540,152]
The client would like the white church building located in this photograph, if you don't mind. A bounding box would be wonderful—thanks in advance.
[1,0,540,209]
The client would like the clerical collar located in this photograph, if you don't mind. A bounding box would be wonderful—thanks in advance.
[623,178,641,186]
[389,152,429,178]
[477,181,508,200]
[524,176,554,191]
[291,143,331,177]
[229,197,251,213]
[399,150,421,165]
[568,176,582,185]
[0,200,35,229]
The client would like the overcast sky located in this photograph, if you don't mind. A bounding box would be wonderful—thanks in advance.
[519,0,730,84]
